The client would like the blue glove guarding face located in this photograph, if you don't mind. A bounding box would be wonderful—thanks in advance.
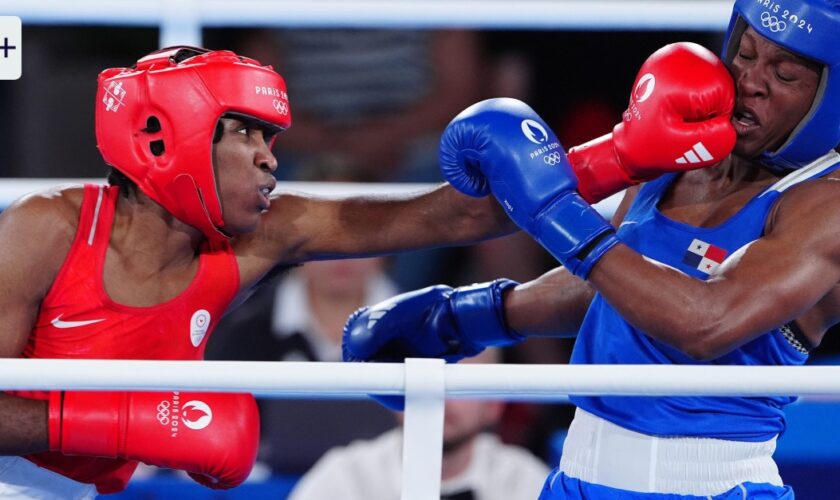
[342,280,521,410]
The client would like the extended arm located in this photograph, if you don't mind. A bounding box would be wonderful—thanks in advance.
[235,183,515,288]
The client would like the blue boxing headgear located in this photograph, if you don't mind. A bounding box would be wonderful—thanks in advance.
[722,0,840,170]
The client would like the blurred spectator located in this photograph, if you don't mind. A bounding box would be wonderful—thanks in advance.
[206,254,400,475]
[208,255,397,362]
[288,349,550,500]
[235,28,482,183]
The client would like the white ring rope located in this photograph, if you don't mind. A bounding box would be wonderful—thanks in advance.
[0,179,433,208]
[1,359,839,398]
[7,0,733,48]
[1,359,838,499]
[1,357,839,500]
[0,179,623,219]
[10,1,733,30]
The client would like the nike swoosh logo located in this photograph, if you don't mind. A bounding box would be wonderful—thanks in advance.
[618,221,638,229]
[51,314,106,329]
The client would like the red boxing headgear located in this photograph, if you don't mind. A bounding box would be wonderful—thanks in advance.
[95,46,292,240]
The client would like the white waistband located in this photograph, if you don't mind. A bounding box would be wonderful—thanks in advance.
[558,408,782,496]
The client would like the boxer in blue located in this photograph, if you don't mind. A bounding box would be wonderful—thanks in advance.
[344,0,840,497]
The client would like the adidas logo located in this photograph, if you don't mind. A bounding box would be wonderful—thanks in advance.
[367,302,398,329]
[675,142,713,165]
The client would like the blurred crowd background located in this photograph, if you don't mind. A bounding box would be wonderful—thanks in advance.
[2,24,840,499]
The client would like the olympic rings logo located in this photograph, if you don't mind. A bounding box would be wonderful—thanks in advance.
[760,11,787,33]
[273,98,289,115]
[156,400,171,425]
[543,152,565,166]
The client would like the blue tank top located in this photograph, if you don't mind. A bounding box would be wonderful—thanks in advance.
[571,152,840,442]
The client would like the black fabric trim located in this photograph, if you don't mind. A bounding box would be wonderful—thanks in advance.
[780,322,814,354]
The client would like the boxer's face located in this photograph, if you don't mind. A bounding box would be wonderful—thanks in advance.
[730,27,821,159]
[212,117,278,234]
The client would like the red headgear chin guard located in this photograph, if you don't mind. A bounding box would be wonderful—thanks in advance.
[95,46,292,240]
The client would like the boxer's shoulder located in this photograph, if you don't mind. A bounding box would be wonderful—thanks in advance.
[4,185,83,234]
[769,175,840,232]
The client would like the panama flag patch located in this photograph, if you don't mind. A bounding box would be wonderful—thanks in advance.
[682,238,727,275]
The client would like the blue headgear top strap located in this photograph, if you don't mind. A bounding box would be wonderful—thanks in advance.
[722,0,840,170]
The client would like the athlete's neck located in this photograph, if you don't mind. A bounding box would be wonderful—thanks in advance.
[692,155,777,186]
[111,190,203,272]
[671,155,778,204]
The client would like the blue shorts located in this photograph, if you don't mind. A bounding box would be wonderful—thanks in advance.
[538,470,794,499]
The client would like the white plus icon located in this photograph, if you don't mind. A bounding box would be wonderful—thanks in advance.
[0,17,21,80]
[0,37,15,58]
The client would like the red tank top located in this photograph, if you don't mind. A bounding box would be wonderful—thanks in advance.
[17,184,240,493]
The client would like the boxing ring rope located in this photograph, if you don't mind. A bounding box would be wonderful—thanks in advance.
[2,358,840,499]
[0,179,623,217]
[10,1,733,46]
[0,179,433,206]
[4,359,840,398]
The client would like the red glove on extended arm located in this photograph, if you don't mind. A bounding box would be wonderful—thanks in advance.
[48,391,259,489]
[569,42,736,203]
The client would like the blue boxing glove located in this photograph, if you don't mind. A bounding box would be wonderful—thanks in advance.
[439,98,619,278]
[343,279,522,410]
[343,279,521,363]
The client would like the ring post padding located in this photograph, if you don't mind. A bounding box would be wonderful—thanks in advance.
[401,358,446,500]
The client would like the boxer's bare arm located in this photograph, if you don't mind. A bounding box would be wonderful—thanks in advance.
[503,268,595,337]
[0,192,77,453]
[233,184,515,289]
[588,180,840,360]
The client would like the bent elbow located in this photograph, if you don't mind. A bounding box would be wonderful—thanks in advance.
[680,342,719,362]
[666,319,729,362]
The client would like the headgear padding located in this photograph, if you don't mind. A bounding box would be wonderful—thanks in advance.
[95,47,292,239]
[722,0,840,170]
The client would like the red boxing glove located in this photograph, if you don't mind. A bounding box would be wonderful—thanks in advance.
[569,42,736,203]
[48,391,259,489]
